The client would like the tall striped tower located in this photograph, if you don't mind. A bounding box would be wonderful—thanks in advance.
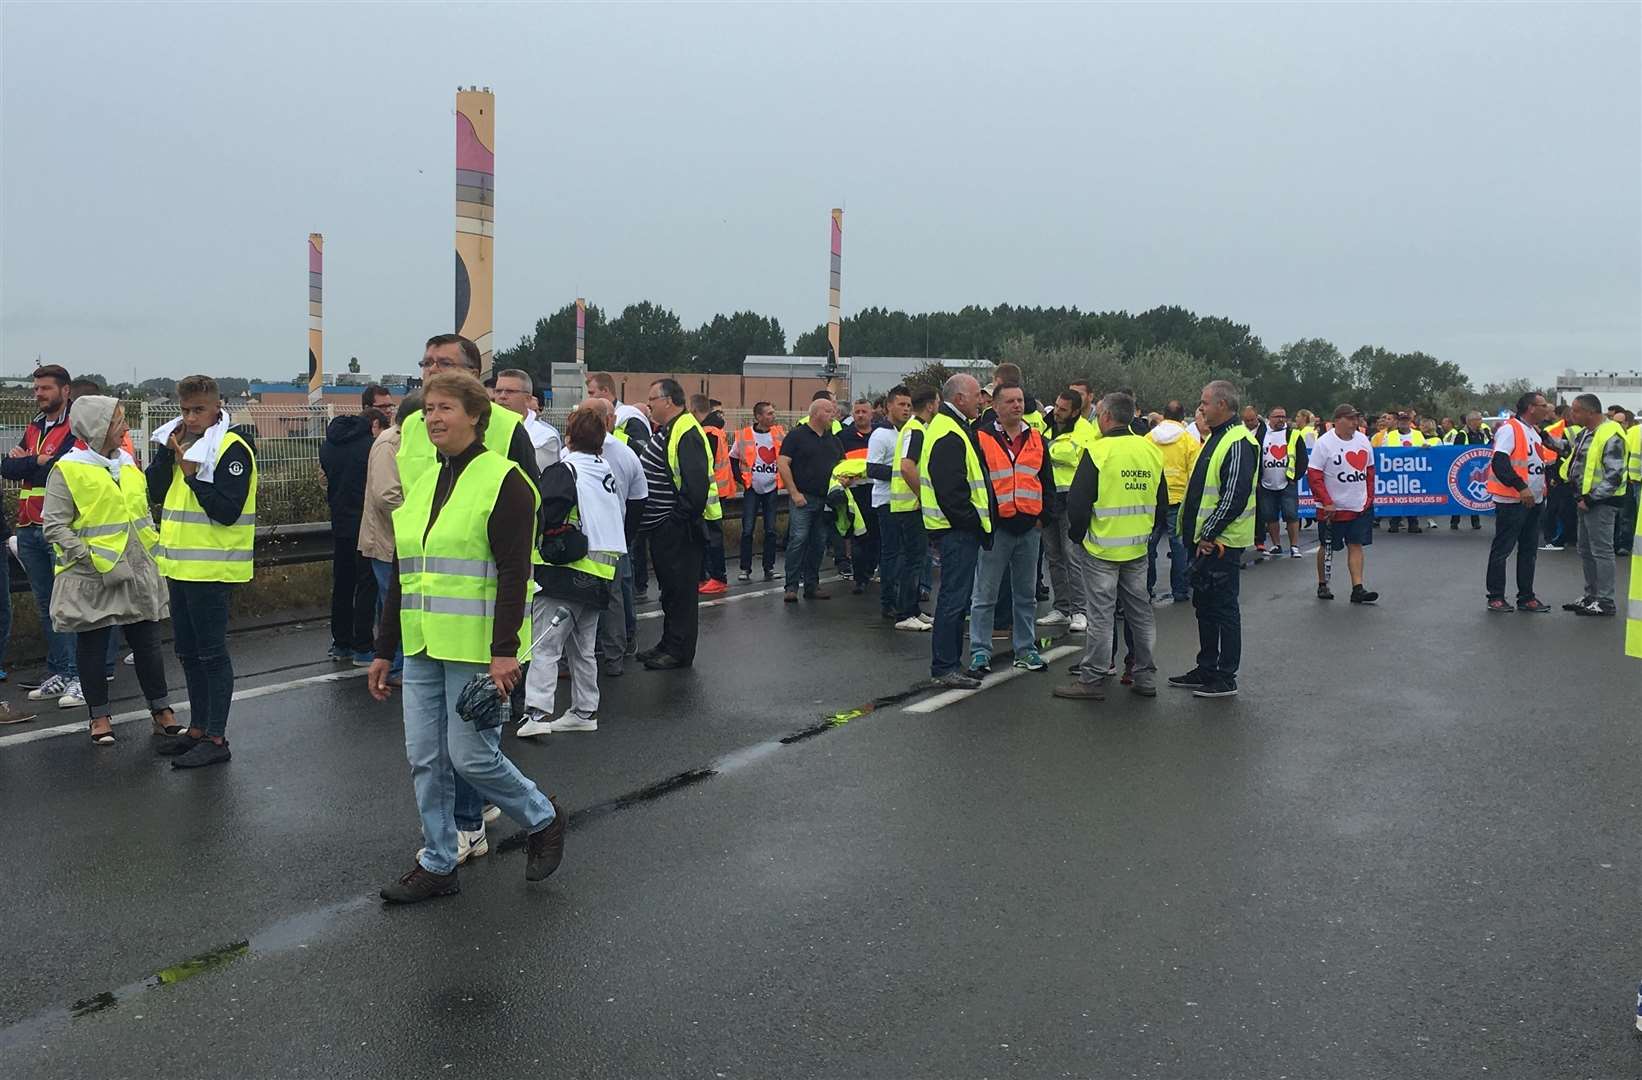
[827,208,843,367]
[455,87,496,374]
[575,298,586,367]
[307,233,323,404]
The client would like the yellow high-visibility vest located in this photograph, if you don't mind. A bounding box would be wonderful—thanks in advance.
[155,431,257,583]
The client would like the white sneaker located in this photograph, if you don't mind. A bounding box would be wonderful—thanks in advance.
[416,827,489,867]
[916,612,934,625]
[895,616,932,632]
[1290,547,1303,559]
[57,678,85,708]
[122,652,136,666]
[515,712,554,738]
[549,712,598,733]
[27,674,67,701]
[1036,611,1070,626]
[1069,613,1088,633]
[482,804,501,824]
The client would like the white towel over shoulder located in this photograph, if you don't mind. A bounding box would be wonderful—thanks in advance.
[150,411,231,483]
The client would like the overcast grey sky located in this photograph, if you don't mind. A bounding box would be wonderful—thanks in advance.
[3,2,1637,386]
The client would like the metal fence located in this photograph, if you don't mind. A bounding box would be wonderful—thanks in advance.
[0,397,816,528]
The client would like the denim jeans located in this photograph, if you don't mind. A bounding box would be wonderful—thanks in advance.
[740,489,780,574]
[891,511,927,618]
[1190,546,1242,681]
[931,529,982,677]
[370,558,404,675]
[401,653,555,876]
[876,505,902,615]
[969,528,1041,659]
[168,579,236,738]
[1147,504,1190,600]
[1486,501,1541,602]
[16,527,75,677]
[784,498,829,592]
[1078,550,1156,689]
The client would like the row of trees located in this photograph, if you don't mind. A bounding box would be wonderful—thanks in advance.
[496,299,1530,419]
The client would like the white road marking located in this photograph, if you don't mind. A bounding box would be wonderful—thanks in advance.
[904,644,1083,714]
[1,574,847,749]
[0,667,369,749]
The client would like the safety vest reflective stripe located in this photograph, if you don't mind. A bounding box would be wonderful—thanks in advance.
[978,427,1045,518]
[1628,531,1641,659]
[1483,418,1548,500]
[703,425,735,499]
[156,430,257,583]
[1557,425,1584,480]
[888,417,924,513]
[1579,420,1630,497]
[1626,425,1641,482]
[1083,435,1163,561]
[667,412,722,522]
[736,424,785,492]
[393,451,537,663]
[54,459,156,574]
[1194,425,1257,550]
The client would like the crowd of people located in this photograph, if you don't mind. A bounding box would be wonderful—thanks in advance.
[2,342,1636,906]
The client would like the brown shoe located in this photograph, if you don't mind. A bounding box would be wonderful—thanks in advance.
[804,588,831,600]
[525,796,565,882]
[1051,680,1106,701]
[783,591,798,603]
[380,864,460,904]
[0,700,36,725]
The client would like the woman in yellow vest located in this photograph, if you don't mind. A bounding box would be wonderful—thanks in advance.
[41,396,179,746]
[368,372,563,904]
[146,375,257,768]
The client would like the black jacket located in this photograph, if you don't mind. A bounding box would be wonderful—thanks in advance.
[318,415,376,538]
[927,403,996,543]
[146,424,259,527]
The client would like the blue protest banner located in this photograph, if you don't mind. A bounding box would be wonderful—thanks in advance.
[1298,445,1497,518]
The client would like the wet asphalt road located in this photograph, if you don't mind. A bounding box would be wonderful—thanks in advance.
[1,527,1638,1079]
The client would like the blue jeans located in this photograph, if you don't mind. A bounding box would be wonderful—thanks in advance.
[16,527,75,677]
[168,579,236,738]
[784,498,829,591]
[1147,505,1190,600]
[891,511,927,618]
[370,558,404,675]
[740,489,779,574]
[1190,545,1243,681]
[400,653,554,875]
[400,653,554,873]
[930,529,981,677]
[970,528,1041,659]
[876,505,902,615]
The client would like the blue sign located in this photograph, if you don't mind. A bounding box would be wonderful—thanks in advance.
[1298,445,1496,518]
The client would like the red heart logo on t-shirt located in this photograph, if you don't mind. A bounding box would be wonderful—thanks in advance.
[757,445,778,463]
[1345,449,1369,470]
[1269,444,1287,460]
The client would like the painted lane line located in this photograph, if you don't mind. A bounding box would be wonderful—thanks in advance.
[633,575,843,619]
[0,667,369,749]
[903,644,1083,714]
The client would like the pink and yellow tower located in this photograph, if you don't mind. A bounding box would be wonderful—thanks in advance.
[455,87,495,374]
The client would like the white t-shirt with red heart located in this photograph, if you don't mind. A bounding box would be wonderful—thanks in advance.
[1260,427,1293,490]
[1311,430,1374,513]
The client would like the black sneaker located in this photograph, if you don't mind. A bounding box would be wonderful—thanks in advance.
[380,864,460,904]
[1561,597,1593,612]
[635,647,663,663]
[155,733,203,756]
[172,739,231,768]
[525,797,565,882]
[1516,598,1551,613]
[1317,583,1334,600]
[1350,585,1379,604]
[1572,599,1615,617]
[737,570,752,582]
[1167,669,1209,689]
[1036,585,1051,601]
[1192,679,1239,699]
[763,570,780,582]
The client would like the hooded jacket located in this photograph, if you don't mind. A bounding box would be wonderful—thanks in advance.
[1147,419,1201,508]
[319,413,376,538]
[41,395,169,632]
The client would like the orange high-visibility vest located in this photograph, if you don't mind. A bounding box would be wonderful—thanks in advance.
[978,425,1046,519]
[1484,417,1556,501]
[703,425,734,500]
[736,424,785,493]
